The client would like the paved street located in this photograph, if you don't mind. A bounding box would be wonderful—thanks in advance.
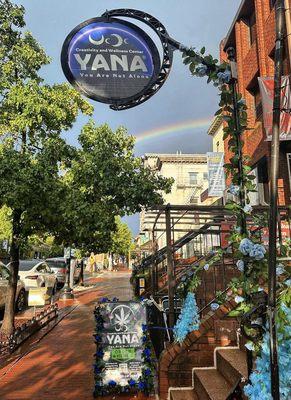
[0,271,138,400]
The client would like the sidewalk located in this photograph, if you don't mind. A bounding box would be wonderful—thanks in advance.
[0,271,137,400]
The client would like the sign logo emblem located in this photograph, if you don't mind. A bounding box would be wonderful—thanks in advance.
[61,17,160,105]
[110,305,134,332]
[89,33,129,47]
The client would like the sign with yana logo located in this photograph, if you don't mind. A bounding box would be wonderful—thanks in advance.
[61,18,160,105]
[100,301,146,386]
[207,152,226,197]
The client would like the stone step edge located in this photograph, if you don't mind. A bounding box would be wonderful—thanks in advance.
[191,347,239,386]
[168,387,195,400]
[167,346,241,398]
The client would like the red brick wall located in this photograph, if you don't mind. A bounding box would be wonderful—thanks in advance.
[221,2,291,205]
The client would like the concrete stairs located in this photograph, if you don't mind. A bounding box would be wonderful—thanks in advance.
[169,347,248,400]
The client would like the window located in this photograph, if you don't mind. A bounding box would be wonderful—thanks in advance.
[287,154,291,193]
[189,172,198,185]
[249,82,262,120]
[248,11,256,45]
[190,196,198,204]
[270,0,276,9]
[203,172,208,181]
[37,264,47,273]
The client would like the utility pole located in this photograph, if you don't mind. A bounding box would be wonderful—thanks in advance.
[268,1,285,399]
[165,205,175,331]
[226,47,247,236]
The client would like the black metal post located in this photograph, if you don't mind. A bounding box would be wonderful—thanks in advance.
[60,248,74,300]
[165,205,175,331]
[79,259,84,287]
[268,1,285,398]
[226,47,247,236]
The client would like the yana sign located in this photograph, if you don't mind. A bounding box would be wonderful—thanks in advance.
[61,18,160,106]
[99,301,146,386]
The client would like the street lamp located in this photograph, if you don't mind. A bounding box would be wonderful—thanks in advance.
[59,247,74,300]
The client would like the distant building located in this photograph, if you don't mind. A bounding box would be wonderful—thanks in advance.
[200,116,225,205]
[140,152,208,249]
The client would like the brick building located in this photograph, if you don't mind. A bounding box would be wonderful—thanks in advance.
[221,0,291,205]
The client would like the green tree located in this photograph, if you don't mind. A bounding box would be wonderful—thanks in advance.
[58,122,172,254]
[0,206,12,242]
[0,0,92,335]
[111,217,133,256]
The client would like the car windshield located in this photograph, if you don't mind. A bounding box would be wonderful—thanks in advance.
[19,260,40,271]
[46,260,66,269]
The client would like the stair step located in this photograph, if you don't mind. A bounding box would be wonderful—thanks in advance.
[170,388,198,400]
[194,369,232,400]
[216,348,248,386]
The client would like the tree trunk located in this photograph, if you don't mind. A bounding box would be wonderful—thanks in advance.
[1,210,21,336]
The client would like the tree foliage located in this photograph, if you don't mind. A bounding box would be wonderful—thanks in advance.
[0,0,93,335]
[57,122,172,254]
[110,217,133,256]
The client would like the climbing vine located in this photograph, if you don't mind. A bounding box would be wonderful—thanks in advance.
[179,46,291,396]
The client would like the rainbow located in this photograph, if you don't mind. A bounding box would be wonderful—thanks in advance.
[135,117,213,143]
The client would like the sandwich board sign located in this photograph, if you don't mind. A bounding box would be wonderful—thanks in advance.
[98,301,146,386]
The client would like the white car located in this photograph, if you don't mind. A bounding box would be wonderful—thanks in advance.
[14,260,57,294]
[0,262,26,312]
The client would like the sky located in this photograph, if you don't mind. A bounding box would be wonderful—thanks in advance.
[15,0,241,235]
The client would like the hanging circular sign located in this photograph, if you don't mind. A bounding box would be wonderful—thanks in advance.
[61,17,161,106]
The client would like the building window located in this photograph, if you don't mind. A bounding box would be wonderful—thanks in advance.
[189,172,198,185]
[203,172,208,181]
[250,83,263,120]
[248,11,256,45]
[270,0,276,9]
[287,153,291,193]
[190,196,198,204]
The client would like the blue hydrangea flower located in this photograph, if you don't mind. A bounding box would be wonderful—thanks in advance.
[108,380,117,387]
[244,303,291,399]
[95,349,104,358]
[235,295,245,303]
[143,348,151,358]
[239,238,254,255]
[276,265,285,276]
[138,381,146,390]
[236,260,245,272]
[229,184,240,196]
[173,293,200,343]
[100,297,109,303]
[249,244,266,260]
[144,368,151,376]
[204,263,210,271]
[243,204,253,213]
[129,379,136,387]
[196,64,208,77]
[217,70,231,83]
[211,303,220,311]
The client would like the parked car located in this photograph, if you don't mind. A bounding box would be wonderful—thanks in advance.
[0,263,26,312]
[46,258,81,287]
[45,258,67,288]
[8,260,57,294]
